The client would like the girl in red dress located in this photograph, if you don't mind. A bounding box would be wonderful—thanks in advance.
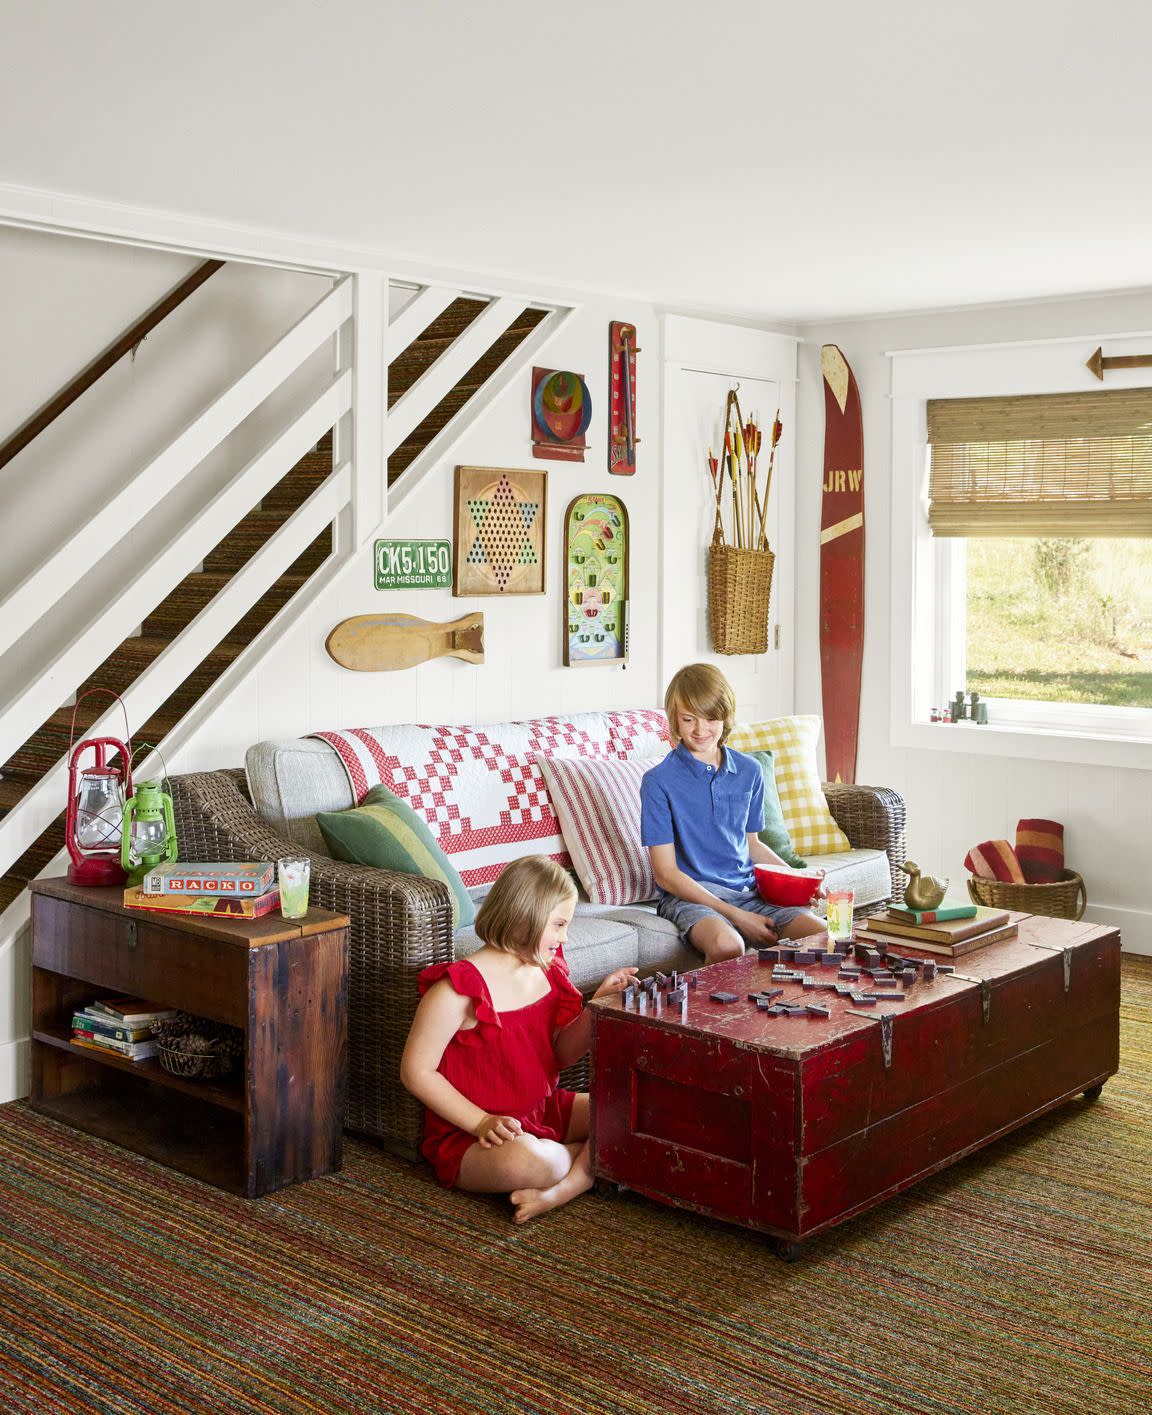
[400,855,636,1224]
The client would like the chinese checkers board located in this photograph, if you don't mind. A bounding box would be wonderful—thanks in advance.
[564,493,629,666]
[453,466,546,596]
[820,344,864,784]
[608,321,638,475]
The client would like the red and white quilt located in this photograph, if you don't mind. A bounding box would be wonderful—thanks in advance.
[313,709,670,888]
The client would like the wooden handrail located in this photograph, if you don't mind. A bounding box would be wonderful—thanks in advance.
[0,258,225,472]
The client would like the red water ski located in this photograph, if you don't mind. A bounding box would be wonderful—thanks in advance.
[820,345,864,784]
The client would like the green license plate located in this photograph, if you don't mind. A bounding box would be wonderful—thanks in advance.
[374,539,452,590]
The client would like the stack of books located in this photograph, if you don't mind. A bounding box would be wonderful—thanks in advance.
[124,861,280,919]
[856,899,1016,956]
[70,996,176,1061]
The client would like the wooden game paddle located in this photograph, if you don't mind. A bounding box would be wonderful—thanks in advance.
[326,613,484,671]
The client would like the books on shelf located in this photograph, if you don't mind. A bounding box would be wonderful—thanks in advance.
[123,886,281,919]
[887,899,978,924]
[140,861,276,896]
[863,905,1011,944]
[91,996,178,1025]
[856,919,1018,957]
[70,1008,155,1043]
[70,1034,158,1062]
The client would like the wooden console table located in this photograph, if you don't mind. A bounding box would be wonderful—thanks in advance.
[29,877,349,1197]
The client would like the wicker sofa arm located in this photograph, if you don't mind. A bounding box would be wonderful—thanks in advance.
[169,769,455,1155]
[822,781,907,904]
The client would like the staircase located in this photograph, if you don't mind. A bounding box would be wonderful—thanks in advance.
[0,281,562,921]
[0,435,336,915]
[387,298,549,484]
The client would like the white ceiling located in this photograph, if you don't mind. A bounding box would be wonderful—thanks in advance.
[4,0,1152,321]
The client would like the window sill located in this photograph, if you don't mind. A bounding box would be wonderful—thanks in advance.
[891,718,1152,771]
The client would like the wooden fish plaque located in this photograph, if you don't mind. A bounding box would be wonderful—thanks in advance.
[326,613,484,672]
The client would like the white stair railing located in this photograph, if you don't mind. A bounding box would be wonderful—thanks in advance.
[0,272,575,961]
[0,278,354,663]
[0,372,351,777]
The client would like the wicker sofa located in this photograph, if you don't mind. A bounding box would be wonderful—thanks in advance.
[169,715,905,1158]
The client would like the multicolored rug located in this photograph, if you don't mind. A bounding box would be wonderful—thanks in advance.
[2,958,1150,1415]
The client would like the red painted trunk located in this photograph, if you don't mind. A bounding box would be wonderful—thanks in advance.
[591,917,1120,1251]
[820,345,864,784]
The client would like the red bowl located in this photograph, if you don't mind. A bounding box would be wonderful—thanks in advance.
[753,864,826,907]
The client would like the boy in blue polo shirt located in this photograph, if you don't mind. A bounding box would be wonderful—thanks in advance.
[641,663,824,963]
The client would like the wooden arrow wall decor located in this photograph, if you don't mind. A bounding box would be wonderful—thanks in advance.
[1085,346,1152,380]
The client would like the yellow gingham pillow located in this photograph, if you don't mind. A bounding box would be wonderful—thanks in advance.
[728,716,851,855]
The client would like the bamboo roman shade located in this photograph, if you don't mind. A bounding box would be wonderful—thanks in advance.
[926,387,1152,535]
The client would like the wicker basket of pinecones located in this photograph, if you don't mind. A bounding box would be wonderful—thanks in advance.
[152,1012,243,1080]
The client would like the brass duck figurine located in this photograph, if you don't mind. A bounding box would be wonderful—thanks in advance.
[903,861,949,911]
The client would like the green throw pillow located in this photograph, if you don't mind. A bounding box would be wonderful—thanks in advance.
[316,784,475,930]
[747,750,806,869]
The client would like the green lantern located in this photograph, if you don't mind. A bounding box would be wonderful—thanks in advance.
[120,779,178,886]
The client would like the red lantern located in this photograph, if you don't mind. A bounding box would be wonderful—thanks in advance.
[65,691,133,887]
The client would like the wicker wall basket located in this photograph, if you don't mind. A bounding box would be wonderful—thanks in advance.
[967,868,1086,921]
[708,543,775,655]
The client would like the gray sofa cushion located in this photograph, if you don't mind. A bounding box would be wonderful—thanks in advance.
[805,848,891,908]
[245,737,353,854]
[453,910,639,992]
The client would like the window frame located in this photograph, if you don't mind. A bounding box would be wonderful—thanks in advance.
[890,333,1152,771]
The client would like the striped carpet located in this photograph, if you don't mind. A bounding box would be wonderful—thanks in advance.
[1,957,1149,1415]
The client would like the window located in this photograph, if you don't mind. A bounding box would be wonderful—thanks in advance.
[924,385,1152,737]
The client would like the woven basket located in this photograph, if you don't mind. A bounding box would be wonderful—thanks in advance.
[152,1012,242,1080]
[708,543,775,655]
[967,868,1086,921]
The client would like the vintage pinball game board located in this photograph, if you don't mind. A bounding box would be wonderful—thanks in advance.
[564,493,629,666]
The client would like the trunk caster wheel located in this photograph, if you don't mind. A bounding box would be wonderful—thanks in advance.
[1082,1083,1104,1101]
[773,1238,805,1263]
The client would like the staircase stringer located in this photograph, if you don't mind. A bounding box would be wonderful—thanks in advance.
[387,303,575,514]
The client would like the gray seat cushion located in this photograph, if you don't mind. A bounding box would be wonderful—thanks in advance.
[453,909,639,992]
[806,848,891,908]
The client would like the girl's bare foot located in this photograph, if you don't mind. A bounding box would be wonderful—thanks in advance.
[510,1152,593,1223]
[510,1185,562,1223]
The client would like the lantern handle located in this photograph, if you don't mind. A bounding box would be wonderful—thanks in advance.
[129,741,172,793]
[68,687,132,760]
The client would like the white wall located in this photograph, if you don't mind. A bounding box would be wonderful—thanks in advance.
[168,302,800,768]
[795,291,1152,956]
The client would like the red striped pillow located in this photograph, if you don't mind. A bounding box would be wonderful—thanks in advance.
[1016,818,1065,883]
[964,839,1026,884]
[534,754,661,906]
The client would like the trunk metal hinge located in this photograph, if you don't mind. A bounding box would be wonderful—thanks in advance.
[1063,947,1072,992]
[951,972,993,1023]
[880,1013,894,1069]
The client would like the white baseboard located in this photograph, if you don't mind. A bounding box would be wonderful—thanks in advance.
[0,1039,29,1105]
[1084,901,1151,956]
